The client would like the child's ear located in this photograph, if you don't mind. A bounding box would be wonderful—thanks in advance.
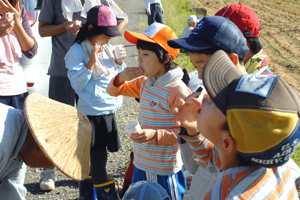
[218,134,235,153]
[228,53,239,66]
[164,53,171,64]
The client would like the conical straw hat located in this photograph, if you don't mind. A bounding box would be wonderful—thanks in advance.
[24,93,92,181]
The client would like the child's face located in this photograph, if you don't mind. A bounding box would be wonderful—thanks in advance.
[188,52,211,79]
[197,96,227,144]
[138,48,166,78]
[90,33,112,46]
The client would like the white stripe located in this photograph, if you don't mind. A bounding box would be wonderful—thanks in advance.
[168,175,175,200]
[172,174,180,200]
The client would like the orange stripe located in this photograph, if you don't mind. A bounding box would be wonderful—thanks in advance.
[204,190,211,200]
[221,174,230,200]
[287,186,297,200]
[230,167,258,190]
[266,166,290,200]
[240,168,275,199]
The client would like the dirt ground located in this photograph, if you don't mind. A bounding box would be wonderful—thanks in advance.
[190,0,300,91]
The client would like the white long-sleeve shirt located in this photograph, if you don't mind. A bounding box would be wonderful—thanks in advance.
[144,0,162,12]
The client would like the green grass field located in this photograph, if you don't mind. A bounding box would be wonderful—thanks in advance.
[138,0,300,167]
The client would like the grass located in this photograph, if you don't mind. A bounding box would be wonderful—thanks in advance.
[138,0,300,167]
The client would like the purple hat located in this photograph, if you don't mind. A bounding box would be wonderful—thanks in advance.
[86,5,121,37]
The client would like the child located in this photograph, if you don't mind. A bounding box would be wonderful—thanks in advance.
[122,180,171,200]
[181,15,198,38]
[64,5,126,199]
[181,50,300,199]
[107,22,191,200]
[215,3,272,77]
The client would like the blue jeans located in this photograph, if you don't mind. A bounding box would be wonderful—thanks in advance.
[148,3,164,25]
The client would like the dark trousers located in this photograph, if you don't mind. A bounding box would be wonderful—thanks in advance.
[148,3,164,25]
[49,76,76,106]
[0,92,28,110]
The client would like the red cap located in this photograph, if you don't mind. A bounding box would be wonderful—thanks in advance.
[215,3,260,37]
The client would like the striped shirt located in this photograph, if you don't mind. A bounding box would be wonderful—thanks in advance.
[180,133,298,200]
[107,69,191,175]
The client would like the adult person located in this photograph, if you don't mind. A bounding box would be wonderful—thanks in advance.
[144,0,164,25]
[0,0,38,110]
[38,0,128,191]
[0,93,92,200]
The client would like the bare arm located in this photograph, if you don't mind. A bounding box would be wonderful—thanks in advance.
[117,17,128,32]
[39,20,81,37]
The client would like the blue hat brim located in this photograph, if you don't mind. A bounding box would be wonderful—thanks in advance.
[168,37,217,52]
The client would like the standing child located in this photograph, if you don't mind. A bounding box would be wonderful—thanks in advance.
[107,23,191,200]
[64,5,126,199]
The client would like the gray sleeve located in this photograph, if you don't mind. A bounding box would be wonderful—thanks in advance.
[178,137,199,174]
[101,0,128,23]
[38,0,56,24]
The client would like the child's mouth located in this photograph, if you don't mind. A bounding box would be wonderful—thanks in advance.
[197,108,201,114]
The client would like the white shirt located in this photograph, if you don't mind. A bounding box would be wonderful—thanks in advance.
[144,0,162,12]
[181,25,194,38]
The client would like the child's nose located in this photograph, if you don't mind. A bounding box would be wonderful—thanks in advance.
[138,55,142,63]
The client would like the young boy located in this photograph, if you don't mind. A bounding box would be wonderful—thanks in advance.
[167,15,249,199]
[215,3,272,77]
[107,22,191,199]
[183,49,300,199]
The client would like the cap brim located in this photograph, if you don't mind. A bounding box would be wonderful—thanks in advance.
[167,37,216,51]
[202,50,243,115]
[124,31,156,45]
[101,26,122,37]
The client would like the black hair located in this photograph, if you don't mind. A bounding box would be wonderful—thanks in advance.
[7,0,19,6]
[188,47,244,63]
[74,23,105,44]
[245,36,263,54]
[136,40,178,72]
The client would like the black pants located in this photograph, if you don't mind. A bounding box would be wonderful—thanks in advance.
[88,114,120,184]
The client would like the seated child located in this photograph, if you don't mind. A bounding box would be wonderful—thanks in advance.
[107,23,191,199]
[180,50,300,199]
[181,15,199,38]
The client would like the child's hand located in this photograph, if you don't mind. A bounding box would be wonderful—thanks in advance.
[90,44,102,65]
[170,92,201,136]
[0,0,20,25]
[118,67,144,82]
[114,45,126,66]
[130,129,156,143]
[0,19,14,37]
[64,21,81,35]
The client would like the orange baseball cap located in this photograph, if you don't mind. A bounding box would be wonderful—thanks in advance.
[124,23,179,60]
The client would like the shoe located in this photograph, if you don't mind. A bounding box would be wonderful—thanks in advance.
[40,168,55,191]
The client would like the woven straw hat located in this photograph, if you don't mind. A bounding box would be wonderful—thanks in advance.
[24,93,92,181]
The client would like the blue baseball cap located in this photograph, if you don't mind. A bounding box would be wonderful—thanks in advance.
[167,16,249,60]
[122,181,171,200]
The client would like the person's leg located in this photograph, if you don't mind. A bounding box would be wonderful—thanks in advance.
[48,76,76,106]
[88,115,119,199]
[148,4,156,25]
[157,168,186,200]
[0,162,27,200]
[40,76,76,191]
[155,4,164,24]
